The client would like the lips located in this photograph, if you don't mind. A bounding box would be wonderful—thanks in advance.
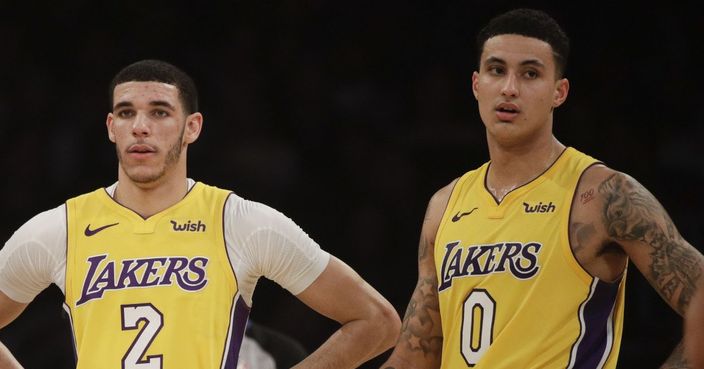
[126,144,157,160]
[127,144,156,154]
[495,102,520,122]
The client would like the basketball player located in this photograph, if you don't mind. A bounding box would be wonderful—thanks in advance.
[381,8,704,369]
[0,59,400,369]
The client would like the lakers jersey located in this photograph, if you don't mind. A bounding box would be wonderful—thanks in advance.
[435,148,626,369]
[64,182,247,369]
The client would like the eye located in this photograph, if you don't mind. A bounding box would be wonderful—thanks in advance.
[524,70,539,79]
[116,110,135,119]
[488,65,505,76]
[152,110,169,118]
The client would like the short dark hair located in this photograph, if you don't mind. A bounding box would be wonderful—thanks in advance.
[109,59,199,114]
[476,8,570,77]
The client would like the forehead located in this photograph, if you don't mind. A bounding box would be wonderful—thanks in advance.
[112,81,181,107]
[481,34,555,70]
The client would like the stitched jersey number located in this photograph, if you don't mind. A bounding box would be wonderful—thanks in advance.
[461,289,496,366]
[121,304,164,369]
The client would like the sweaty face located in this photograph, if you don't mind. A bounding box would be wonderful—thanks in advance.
[107,81,188,185]
[472,34,568,147]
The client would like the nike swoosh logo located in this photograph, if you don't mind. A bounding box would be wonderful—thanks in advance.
[84,222,119,236]
[451,208,478,222]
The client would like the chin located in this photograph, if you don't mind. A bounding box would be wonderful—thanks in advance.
[489,124,520,137]
[123,168,166,185]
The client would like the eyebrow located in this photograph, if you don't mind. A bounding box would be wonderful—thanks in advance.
[113,100,177,111]
[484,56,546,69]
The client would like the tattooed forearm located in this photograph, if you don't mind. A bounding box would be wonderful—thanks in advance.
[396,274,443,359]
[599,173,702,314]
[383,193,446,368]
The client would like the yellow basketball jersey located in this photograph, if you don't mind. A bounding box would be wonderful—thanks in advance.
[64,182,246,369]
[435,148,626,369]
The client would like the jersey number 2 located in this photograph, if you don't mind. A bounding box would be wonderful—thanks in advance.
[461,289,496,366]
[121,304,164,369]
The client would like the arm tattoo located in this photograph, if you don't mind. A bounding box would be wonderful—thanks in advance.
[396,274,443,358]
[393,235,443,362]
[599,173,702,314]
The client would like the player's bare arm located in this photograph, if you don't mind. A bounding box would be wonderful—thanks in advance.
[0,291,28,369]
[381,180,457,369]
[573,165,704,368]
[598,171,703,315]
[293,256,400,369]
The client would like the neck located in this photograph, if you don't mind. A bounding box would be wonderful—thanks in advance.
[113,171,189,218]
[486,135,565,202]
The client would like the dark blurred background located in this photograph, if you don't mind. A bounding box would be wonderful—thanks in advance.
[0,1,702,368]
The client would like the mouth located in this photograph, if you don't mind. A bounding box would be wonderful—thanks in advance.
[495,103,520,122]
[126,144,157,157]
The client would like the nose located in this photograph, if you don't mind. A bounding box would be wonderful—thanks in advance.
[131,113,151,137]
[500,73,519,98]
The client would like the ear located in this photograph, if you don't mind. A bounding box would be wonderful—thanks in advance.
[471,71,480,100]
[183,112,203,144]
[106,113,116,143]
[553,78,570,108]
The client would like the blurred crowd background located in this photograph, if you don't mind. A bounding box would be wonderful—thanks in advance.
[0,1,702,368]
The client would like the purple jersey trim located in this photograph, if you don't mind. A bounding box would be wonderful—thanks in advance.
[567,278,619,369]
[222,296,250,369]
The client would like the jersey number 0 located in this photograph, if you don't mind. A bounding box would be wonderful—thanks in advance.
[461,289,496,366]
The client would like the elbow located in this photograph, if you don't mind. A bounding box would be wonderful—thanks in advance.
[374,300,402,351]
